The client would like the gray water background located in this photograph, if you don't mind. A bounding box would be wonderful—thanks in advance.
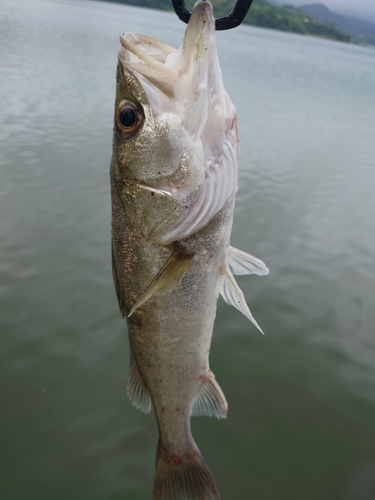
[1,0,375,498]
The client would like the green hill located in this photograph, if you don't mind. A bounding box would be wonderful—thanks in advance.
[299,3,375,46]
[98,0,352,44]
[240,0,351,41]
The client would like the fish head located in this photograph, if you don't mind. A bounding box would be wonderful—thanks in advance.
[112,0,239,243]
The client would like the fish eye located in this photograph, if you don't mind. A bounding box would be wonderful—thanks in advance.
[115,100,143,139]
[119,107,136,128]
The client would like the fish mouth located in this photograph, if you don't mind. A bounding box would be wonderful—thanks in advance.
[118,0,218,121]
[119,32,177,102]
[118,0,239,244]
[118,0,236,155]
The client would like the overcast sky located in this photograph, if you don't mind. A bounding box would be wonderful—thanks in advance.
[287,0,375,23]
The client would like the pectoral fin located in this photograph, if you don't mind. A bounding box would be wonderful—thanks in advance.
[220,264,264,334]
[228,246,269,276]
[128,249,194,318]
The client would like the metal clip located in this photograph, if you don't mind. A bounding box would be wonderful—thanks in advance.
[171,0,254,30]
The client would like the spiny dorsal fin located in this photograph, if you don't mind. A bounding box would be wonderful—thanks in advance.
[228,246,269,276]
[112,241,127,318]
[220,264,264,334]
[191,370,228,419]
[128,248,194,318]
[127,351,151,413]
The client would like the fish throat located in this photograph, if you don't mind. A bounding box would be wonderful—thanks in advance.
[118,0,239,244]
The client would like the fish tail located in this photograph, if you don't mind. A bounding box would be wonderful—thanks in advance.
[153,440,220,500]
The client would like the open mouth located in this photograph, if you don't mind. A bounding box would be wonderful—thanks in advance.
[118,0,216,106]
[117,0,239,244]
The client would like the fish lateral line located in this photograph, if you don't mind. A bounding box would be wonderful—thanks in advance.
[127,247,194,318]
[111,0,269,497]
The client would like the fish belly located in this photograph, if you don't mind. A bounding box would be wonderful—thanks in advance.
[111,183,234,500]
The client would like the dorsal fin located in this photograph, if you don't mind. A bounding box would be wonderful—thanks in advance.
[128,248,194,317]
[127,351,151,413]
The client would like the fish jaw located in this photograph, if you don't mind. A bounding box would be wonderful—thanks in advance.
[115,0,239,244]
[112,60,204,242]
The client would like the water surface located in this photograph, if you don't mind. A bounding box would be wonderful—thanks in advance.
[1,0,375,499]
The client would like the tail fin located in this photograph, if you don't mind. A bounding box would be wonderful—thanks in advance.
[153,441,220,500]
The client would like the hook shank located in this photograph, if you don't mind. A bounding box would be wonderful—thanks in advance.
[171,0,254,31]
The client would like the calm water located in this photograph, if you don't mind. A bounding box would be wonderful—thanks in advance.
[1,0,375,499]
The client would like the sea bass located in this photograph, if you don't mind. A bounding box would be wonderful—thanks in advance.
[110,1,268,498]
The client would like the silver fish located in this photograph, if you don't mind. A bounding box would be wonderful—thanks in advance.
[110,1,268,498]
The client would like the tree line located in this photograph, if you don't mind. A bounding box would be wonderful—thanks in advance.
[100,0,352,43]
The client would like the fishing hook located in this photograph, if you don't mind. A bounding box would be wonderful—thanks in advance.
[171,0,254,30]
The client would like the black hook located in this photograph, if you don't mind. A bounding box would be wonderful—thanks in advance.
[171,0,254,30]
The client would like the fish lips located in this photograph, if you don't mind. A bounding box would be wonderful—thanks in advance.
[118,0,220,121]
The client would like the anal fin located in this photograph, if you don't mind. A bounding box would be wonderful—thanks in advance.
[220,264,264,334]
[127,351,151,413]
[128,248,193,318]
[191,371,228,419]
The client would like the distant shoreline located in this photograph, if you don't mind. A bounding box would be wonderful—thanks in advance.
[94,0,375,48]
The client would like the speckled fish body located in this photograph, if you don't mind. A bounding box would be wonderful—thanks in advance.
[110,1,268,498]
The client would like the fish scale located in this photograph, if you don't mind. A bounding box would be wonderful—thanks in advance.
[110,1,268,498]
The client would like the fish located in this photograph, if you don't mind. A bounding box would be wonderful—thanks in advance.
[110,0,269,498]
